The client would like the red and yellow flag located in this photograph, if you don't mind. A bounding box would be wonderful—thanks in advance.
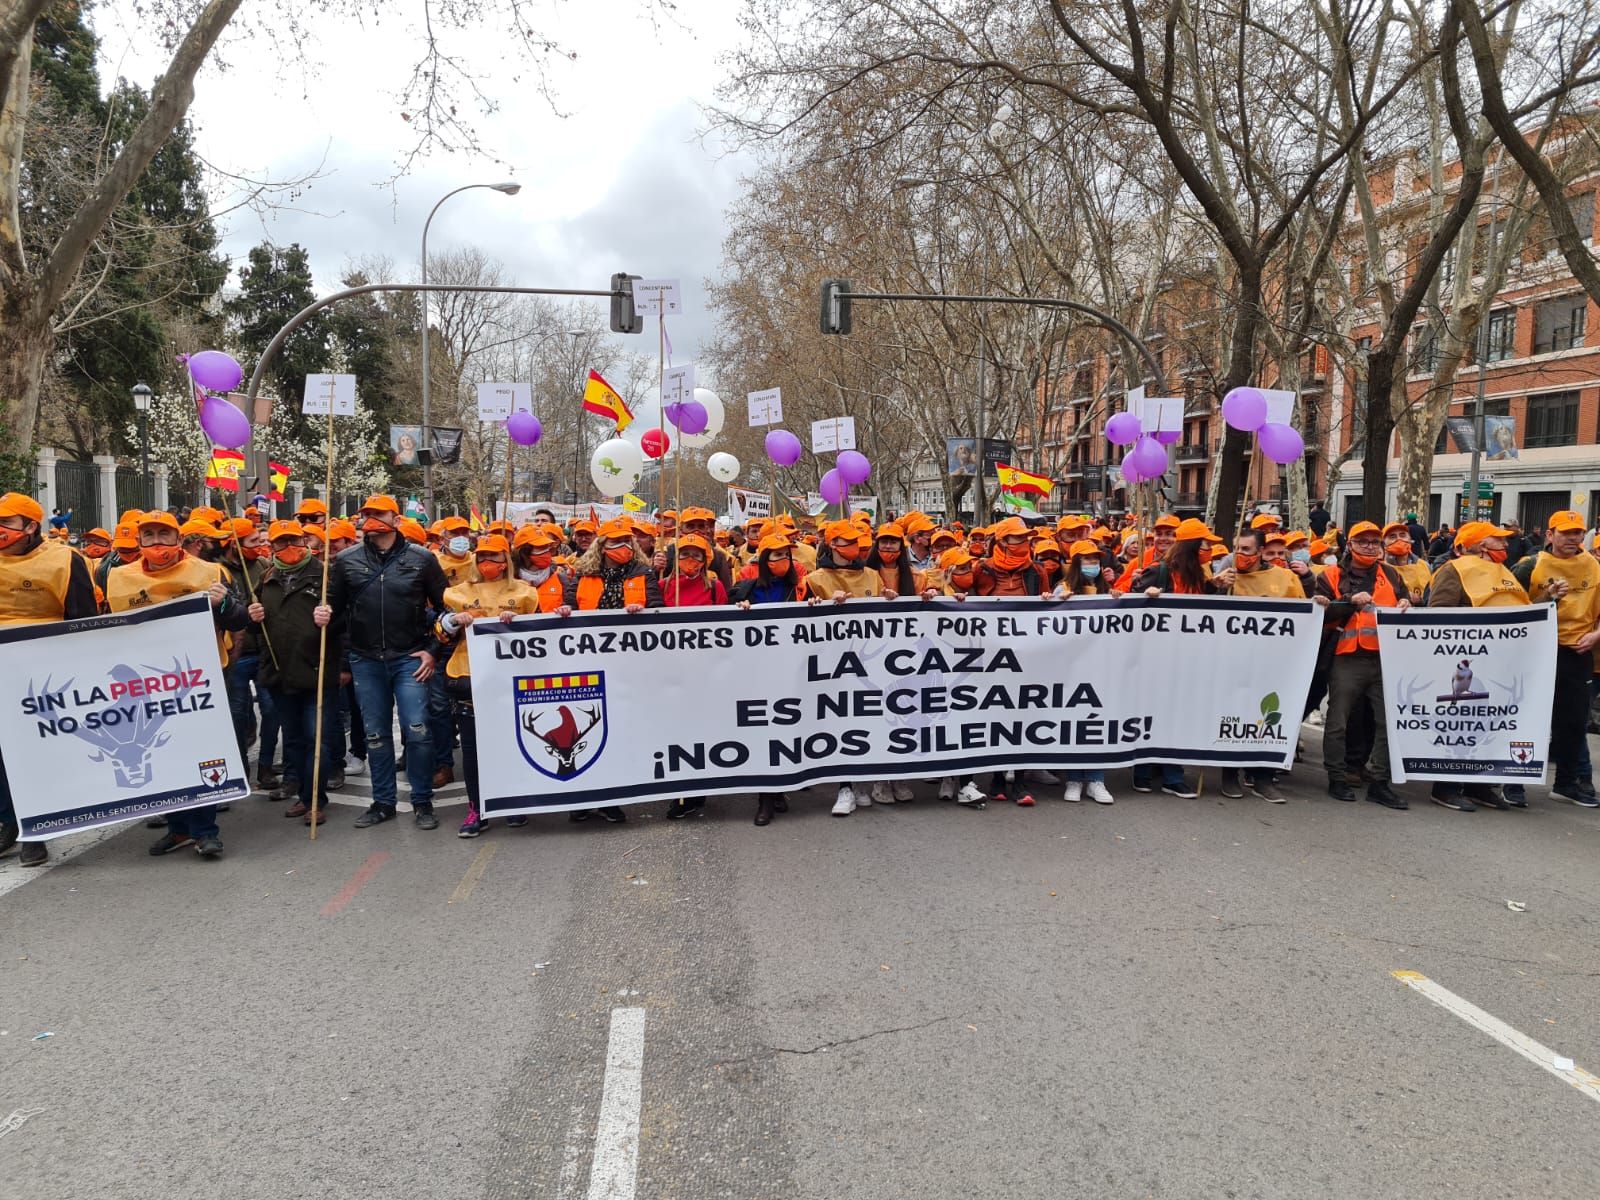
[582,370,634,432]
[995,464,1054,496]
[267,461,291,502]
[469,504,488,532]
[206,448,244,492]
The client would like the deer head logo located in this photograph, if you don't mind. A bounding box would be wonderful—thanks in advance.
[514,674,608,781]
[522,704,601,778]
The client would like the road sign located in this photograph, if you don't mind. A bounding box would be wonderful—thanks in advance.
[1460,481,1495,498]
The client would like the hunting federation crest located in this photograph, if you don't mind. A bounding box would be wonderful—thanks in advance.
[198,758,228,788]
[515,673,607,781]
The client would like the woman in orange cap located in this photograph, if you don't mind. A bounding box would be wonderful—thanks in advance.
[928,549,992,809]
[435,516,476,586]
[1033,536,1064,590]
[1060,539,1113,596]
[866,521,931,600]
[797,520,882,602]
[975,517,1051,596]
[661,533,727,608]
[731,534,804,825]
[512,524,568,612]
[433,535,541,838]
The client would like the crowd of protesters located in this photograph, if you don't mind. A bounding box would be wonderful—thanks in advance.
[0,491,1595,868]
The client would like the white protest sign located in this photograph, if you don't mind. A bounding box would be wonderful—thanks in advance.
[1376,605,1557,785]
[0,594,248,839]
[465,595,1322,814]
[476,380,532,421]
[811,416,857,452]
[634,279,683,316]
[1141,397,1184,434]
[1261,389,1297,426]
[302,373,356,415]
[661,364,696,407]
[726,487,771,523]
[748,388,783,427]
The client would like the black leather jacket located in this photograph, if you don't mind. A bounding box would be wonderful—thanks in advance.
[326,538,447,661]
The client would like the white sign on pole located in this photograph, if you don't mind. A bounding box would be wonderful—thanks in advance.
[634,279,684,317]
[726,487,772,523]
[747,388,783,427]
[1261,388,1297,426]
[476,381,532,421]
[1141,397,1185,435]
[811,416,857,453]
[302,373,356,416]
[661,364,696,407]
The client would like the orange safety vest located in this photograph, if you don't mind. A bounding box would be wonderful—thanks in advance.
[533,572,565,613]
[575,573,647,611]
[1324,564,1397,654]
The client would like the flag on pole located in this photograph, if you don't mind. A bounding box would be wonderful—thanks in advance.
[582,370,634,432]
[206,448,245,492]
[994,464,1055,496]
[266,461,291,502]
[623,493,646,512]
[469,505,488,532]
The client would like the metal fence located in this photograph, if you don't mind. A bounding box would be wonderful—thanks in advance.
[54,460,100,531]
[115,467,153,515]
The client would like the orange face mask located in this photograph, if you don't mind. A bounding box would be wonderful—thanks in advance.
[604,546,633,565]
[526,552,553,569]
[768,559,792,577]
[878,543,902,562]
[1234,552,1260,572]
[477,559,507,581]
[116,547,140,563]
[243,543,270,561]
[83,543,110,559]
[0,526,27,552]
[832,542,861,563]
[951,570,975,589]
[273,546,308,567]
[993,544,1032,571]
[1484,547,1508,564]
[1349,548,1381,567]
[679,557,705,579]
[1038,557,1061,576]
[1384,539,1410,557]
[141,544,184,571]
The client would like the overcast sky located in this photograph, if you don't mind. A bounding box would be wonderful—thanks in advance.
[94,0,755,368]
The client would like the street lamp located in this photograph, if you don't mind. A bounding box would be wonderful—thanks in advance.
[131,382,152,505]
[420,180,522,514]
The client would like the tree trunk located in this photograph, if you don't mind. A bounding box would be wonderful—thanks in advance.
[1393,403,1439,521]
[0,300,49,451]
[1359,345,1401,519]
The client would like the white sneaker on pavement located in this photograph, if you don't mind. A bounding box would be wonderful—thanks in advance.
[868,782,891,806]
[956,782,986,806]
[892,780,914,802]
[1063,781,1083,803]
[832,785,856,817]
[1086,781,1114,805]
[937,778,956,800]
[344,754,367,776]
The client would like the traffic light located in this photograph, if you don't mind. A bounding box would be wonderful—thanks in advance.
[820,279,853,335]
[610,273,644,334]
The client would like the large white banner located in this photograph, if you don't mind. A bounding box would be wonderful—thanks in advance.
[465,596,1322,815]
[1376,605,1557,784]
[0,594,249,839]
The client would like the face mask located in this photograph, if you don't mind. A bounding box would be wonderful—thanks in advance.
[878,544,901,562]
[273,546,309,568]
[994,544,1033,570]
[1485,547,1508,564]
[448,536,471,557]
[1349,548,1381,567]
[83,543,109,559]
[1039,558,1061,576]
[1384,540,1409,558]
[141,544,184,571]
[1080,562,1101,579]
[1234,552,1260,572]
[526,552,553,570]
[364,518,396,539]
[768,559,792,578]
[1322,554,1338,566]
[116,547,140,563]
[679,557,705,579]
[0,526,26,552]
[951,571,974,589]
[604,545,633,566]
[832,543,861,563]
[241,543,270,561]
[477,559,507,581]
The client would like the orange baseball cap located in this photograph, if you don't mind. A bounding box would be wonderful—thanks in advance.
[111,522,139,549]
[570,518,599,534]
[931,529,960,548]
[1068,539,1099,558]
[514,524,560,549]
[677,533,712,557]
[597,518,633,540]
[297,498,329,517]
[360,494,400,516]
[1347,520,1383,540]
[328,519,359,542]
[1153,514,1181,531]
[824,519,865,542]
[938,548,974,572]
[0,493,43,523]
[397,518,427,544]
[1250,513,1282,529]
[680,507,716,524]
[301,524,327,543]
[179,518,224,539]
[1174,518,1213,542]
[1034,537,1063,557]
[84,527,112,543]
[229,517,257,539]
[267,520,305,541]
[440,515,470,533]
[138,511,181,532]
[1381,521,1410,539]
[1455,520,1511,548]
[876,521,906,540]
[901,512,935,536]
[190,506,227,525]
[1548,509,1586,532]
[118,509,144,527]
[991,517,1030,539]
[757,534,794,555]
[475,534,510,555]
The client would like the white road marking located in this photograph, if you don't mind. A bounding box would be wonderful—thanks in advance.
[586,1006,647,1200]
[0,824,125,901]
[1392,970,1600,1105]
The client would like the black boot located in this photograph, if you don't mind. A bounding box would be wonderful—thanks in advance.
[755,794,775,826]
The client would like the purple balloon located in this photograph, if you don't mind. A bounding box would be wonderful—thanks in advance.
[199,394,251,449]
[1105,412,1142,446]
[1256,421,1305,464]
[766,429,803,467]
[1118,458,1144,486]
[187,350,243,395]
[506,411,542,446]
[819,467,848,506]
[836,449,871,486]
[675,400,708,436]
[663,401,685,427]
[1221,387,1268,433]
[1127,435,1167,479]
[1153,428,1182,445]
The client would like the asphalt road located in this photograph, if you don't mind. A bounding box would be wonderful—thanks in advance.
[4,742,1599,1199]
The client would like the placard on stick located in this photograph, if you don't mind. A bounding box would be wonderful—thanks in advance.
[634,279,684,317]
[748,388,783,427]
[811,416,857,453]
[476,381,532,422]
[303,374,356,415]
[661,364,696,407]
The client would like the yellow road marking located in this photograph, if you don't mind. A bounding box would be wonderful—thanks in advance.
[449,843,497,905]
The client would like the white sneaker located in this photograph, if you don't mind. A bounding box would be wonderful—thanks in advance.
[1063,781,1083,803]
[869,782,891,806]
[832,786,856,817]
[891,780,914,802]
[1086,781,1114,805]
[344,754,367,776]
[956,782,986,806]
[937,778,956,800]
[1303,710,1324,727]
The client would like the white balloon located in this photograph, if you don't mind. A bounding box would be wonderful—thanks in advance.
[707,451,741,483]
[590,437,644,497]
[680,387,725,449]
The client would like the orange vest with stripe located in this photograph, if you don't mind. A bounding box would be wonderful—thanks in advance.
[532,572,565,613]
[575,573,647,610]
[1324,564,1397,654]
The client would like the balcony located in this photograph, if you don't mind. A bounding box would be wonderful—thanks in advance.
[1175,441,1209,463]
[1064,463,1085,479]
[1173,491,1207,509]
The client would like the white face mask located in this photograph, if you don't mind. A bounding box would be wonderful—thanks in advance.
[1323,555,1338,566]
[448,536,471,557]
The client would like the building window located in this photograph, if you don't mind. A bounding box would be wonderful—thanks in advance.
[1533,294,1587,354]
[1485,308,1516,362]
[1438,245,1455,289]
[1525,391,1580,449]
[1547,192,1596,253]
[1409,325,1438,373]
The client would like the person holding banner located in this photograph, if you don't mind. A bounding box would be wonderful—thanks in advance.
[512,525,568,611]
[1058,540,1111,597]
[1510,510,1600,808]
[0,493,99,868]
[866,522,933,601]
[316,495,450,832]
[975,518,1051,596]
[1382,523,1432,603]
[105,510,251,857]
[798,521,882,604]
[731,534,804,826]
[1315,522,1409,811]
[1226,529,1305,600]
[427,516,477,791]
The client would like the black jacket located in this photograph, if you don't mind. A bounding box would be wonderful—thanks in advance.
[258,564,344,694]
[326,538,448,661]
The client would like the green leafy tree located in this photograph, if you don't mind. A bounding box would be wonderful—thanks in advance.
[225,242,330,440]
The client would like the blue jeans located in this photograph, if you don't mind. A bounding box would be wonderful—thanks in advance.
[1065,769,1105,783]
[428,675,455,772]
[0,747,14,831]
[168,805,219,839]
[228,654,280,772]
[271,688,342,806]
[1132,763,1185,789]
[349,653,434,809]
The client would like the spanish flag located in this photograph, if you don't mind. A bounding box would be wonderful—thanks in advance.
[582,370,634,432]
[469,504,488,532]
[206,448,244,492]
[267,461,291,502]
[994,463,1054,497]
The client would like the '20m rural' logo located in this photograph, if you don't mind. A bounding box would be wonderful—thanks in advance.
[515,673,608,781]
[1216,692,1288,744]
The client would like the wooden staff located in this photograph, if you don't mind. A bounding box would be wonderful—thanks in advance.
[222,490,279,671]
[309,404,335,840]
[504,424,515,523]
[656,312,667,517]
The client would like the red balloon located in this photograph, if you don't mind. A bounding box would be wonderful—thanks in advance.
[641,427,671,459]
